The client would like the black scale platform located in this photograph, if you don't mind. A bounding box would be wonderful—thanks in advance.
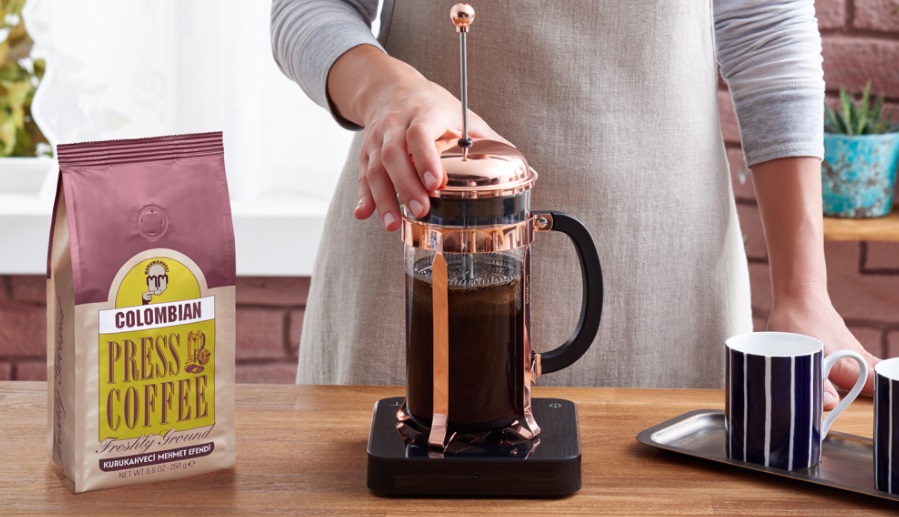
[366,397,581,497]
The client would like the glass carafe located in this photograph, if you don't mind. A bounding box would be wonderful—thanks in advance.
[400,138,603,448]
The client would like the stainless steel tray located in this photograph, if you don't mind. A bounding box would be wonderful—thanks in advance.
[636,409,897,503]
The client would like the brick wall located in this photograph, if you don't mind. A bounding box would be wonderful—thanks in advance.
[2,1,899,382]
[0,276,307,382]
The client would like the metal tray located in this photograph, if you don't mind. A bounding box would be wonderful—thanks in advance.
[636,409,897,503]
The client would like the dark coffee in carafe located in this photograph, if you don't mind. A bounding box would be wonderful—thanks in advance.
[405,254,524,430]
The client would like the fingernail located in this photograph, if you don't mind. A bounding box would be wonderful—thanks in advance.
[409,199,425,216]
[382,212,397,229]
[355,199,364,211]
[424,171,438,189]
[823,392,837,407]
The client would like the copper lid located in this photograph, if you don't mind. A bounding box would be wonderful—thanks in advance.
[436,138,537,199]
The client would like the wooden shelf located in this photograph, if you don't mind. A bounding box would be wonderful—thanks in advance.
[823,207,899,241]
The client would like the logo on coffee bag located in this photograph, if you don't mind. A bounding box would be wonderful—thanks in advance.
[143,259,169,305]
[98,257,215,441]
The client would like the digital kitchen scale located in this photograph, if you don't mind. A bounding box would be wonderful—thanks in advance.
[366,396,581,497]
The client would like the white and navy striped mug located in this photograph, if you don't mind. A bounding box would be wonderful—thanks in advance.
[875,358,899,493]
[725,332,868,471]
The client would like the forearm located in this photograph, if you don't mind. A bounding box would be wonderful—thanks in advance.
[326,44,428,128]
[754,157,880,399]
[751,157,828,302]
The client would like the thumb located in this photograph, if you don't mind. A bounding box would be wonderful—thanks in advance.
[823,379,840,411]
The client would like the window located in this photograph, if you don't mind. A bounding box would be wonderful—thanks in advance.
[1,0,362,275]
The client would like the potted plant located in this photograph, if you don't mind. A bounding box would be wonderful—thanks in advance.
[822,82,899,218]
[0,0,52,195]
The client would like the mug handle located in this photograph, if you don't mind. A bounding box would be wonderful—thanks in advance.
[533,211,603,374]
[821,349,869,438]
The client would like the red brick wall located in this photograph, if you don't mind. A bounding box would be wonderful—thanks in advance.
[2,1,899,382]
[0,276,306,383]
[722,0,899,358]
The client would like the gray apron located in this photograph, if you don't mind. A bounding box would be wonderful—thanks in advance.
[297,0,752,388]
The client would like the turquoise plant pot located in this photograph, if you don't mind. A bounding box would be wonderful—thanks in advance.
[822,132,899,218]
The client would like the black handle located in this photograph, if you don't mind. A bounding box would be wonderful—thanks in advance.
[536,211,603,374]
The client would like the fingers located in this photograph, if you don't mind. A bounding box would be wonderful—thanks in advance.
[406,120,444,192]
[828,347,878,396]
[356,129,431,231]
[368,167,402,231]
[355,153,376,220]
[828,353,863,388]
[356,119,436,229]
[823,380,840,410]
[358,148,402,231]
[405,110,510,192]
[862,348,880,394]
[381,128,430,217]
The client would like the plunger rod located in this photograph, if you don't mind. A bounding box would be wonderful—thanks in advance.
[450,3,475,150]
[459,32,470,148]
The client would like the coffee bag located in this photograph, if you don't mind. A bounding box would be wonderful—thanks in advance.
[47,132,236,492]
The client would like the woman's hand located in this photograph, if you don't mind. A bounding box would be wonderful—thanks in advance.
[766,291,879,410]
[327,45,507,231]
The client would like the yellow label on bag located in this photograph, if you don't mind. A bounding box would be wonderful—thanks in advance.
[98,257,216,441]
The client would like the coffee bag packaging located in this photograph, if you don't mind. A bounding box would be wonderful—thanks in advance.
[47,132,236,492]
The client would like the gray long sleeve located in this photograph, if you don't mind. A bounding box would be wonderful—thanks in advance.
[714,0,825,166]
[270,0,383,130]
[271,0,825,166]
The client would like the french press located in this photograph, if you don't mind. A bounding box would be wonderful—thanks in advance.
[398,3,604,451]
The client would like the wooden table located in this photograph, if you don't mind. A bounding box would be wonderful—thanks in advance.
[1,382,895,515]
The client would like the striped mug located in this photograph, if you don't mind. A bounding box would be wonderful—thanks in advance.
[875,358,899,493]
[725,332,868,470]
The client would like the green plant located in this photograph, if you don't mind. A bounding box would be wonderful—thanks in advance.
[824,82,897,136]
[0,0,49,157]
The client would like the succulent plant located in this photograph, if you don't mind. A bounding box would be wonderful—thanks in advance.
[825,82,897,136]
[0,0,50,157]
